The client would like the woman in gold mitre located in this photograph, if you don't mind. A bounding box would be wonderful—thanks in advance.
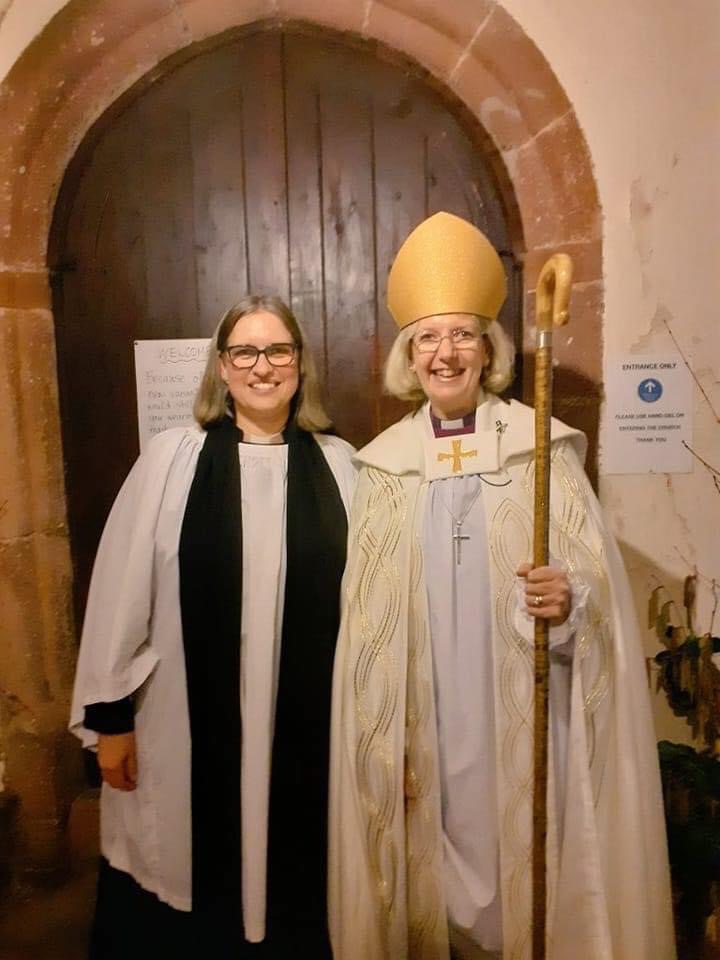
[328,212,674,960]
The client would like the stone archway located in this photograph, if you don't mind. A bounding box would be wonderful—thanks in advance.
[0,0,601,875]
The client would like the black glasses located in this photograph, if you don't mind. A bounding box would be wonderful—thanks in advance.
[224,342,298,369]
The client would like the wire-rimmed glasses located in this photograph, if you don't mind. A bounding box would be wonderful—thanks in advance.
[412,329,481,354]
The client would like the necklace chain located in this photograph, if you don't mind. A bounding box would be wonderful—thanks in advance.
[438,481,483,528]
[437,481,484,565]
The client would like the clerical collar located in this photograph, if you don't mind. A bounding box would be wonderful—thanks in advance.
[422,400,510,483]
[240,432,285,445]
[430,409,476,438]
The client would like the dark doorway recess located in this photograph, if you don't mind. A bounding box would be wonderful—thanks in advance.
[50,24,522,623]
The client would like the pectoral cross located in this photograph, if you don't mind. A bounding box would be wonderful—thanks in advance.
[452,520,470,565]
[437,439,477,474]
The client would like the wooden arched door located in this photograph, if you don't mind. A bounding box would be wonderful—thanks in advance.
[51,26,521,620]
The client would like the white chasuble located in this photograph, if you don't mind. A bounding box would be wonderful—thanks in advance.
[238,440,287,942]
[329,397,675,960]
[424,469,575,958]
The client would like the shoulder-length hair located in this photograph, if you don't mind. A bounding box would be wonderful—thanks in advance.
[383,316,516,405]
[194,294,332,432]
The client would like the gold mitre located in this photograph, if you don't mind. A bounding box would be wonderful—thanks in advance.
[387,212,507,329]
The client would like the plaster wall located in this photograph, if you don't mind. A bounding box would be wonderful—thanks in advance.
[499,0,720,742]
[1,0,717,748]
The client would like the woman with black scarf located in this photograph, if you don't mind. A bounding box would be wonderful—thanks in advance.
[71,295,356,959]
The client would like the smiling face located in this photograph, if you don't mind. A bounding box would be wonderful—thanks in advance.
[410,313,489,420]
[219,309,300,436]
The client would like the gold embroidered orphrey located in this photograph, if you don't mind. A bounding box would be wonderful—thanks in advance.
[437,438,478,474]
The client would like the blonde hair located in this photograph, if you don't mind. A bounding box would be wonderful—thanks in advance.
[383,317,515,404]
[194,295,332,432]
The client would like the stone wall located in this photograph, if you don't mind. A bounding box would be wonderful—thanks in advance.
[1,0,602,880]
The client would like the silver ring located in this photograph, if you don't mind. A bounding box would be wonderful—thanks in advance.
[533,594,543,607]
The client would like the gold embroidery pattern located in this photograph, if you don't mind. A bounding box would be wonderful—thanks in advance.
[353,467,406,949]
[436,438,478,473]
[490,496,534,960]
[405,528,447,958]
[521,447,612,772]
[485,443,614,956]
[550,446,612,798]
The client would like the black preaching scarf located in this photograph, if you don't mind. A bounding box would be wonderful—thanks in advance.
[178,415,347,941]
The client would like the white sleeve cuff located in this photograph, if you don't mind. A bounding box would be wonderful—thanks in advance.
[513,571,590,655]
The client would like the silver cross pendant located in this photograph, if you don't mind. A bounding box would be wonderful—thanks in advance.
[452,521,470,565]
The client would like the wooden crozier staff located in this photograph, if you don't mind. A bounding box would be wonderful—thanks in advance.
[532,253,573,960]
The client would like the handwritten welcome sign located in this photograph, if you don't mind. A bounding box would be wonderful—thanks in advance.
[134,339,211,451]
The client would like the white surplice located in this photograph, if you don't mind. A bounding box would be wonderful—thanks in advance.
[425,476,502,956]
[238,441,286,941]
[70,426,356,929]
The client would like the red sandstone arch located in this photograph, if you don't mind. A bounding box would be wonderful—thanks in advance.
[0,0,602,873]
